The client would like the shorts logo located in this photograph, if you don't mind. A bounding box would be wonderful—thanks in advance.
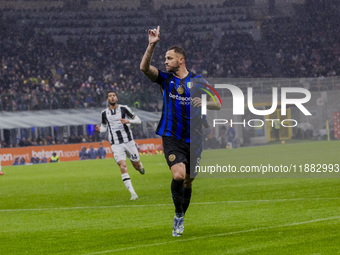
[177,85,184,95]
[168,154,176,162]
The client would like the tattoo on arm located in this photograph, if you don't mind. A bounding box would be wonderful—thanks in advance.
[140,44,159,81]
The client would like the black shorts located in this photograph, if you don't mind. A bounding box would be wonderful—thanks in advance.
[162,136,202,177]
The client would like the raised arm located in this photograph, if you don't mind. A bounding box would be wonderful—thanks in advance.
[140,26,160,82]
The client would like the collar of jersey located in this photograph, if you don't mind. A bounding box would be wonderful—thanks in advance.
[172,71,192,81]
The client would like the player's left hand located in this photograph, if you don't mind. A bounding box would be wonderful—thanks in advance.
[121,119,130,124]
[192,97,202,107]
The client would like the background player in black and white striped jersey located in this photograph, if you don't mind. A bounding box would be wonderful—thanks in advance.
[95,91,145,200]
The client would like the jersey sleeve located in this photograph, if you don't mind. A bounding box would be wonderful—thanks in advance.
[197,76,211,93]
[122,105,135,119]
[100,111,108,132]
[155,69,169,87]
[101,111,108,124]
[190,75,212,98]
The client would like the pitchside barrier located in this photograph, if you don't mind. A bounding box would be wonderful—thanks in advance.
[0,138,163,166]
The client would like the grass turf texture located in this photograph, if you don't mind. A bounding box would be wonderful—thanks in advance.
[0,141,339,255]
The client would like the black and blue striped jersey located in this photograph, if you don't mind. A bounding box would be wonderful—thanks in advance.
[155,70,210,143]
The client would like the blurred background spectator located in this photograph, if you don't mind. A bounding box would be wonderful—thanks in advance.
[88,145,97,160]
[0,0,339,146]
[97,143,107,159]
[79,146,88,160]
[0,0,338,112]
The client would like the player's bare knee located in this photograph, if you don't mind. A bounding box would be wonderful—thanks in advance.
[118,162,127,172]
[173,172,185,181]
[119,165,127,172]
[171,163,186,180]
[118,162,127,168]
[172,168,186,181]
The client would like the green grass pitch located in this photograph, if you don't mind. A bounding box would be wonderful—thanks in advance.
[0,141,339,254]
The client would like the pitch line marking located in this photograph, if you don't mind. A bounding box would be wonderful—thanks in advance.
[85,216,340,255]
[0,197,339,212]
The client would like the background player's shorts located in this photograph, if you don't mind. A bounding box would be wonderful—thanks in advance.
[111,140,140,163]
[162,136,202,176]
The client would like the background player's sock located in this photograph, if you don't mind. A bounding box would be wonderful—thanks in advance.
[182,187,192,215]
[171,178,184,218]
[121,173,136,195]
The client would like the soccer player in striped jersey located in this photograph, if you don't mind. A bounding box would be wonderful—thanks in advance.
[95,91,145,201]
[140,26,221,236]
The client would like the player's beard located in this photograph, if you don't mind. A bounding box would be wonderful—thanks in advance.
[109,101,117,107]
[166,63,180,74]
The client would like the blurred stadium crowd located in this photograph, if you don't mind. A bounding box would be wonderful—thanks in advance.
[0,1,339,113]
[0,1,339,148]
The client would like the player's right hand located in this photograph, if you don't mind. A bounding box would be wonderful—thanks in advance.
[120,119,130,124]
[148,26,160,45]
[95,125,100,133]
[192,97,202,107]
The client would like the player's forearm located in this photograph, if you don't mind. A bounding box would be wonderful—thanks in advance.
[129,115,141,125]
[100,126,106,132]
[140,44,159,81]
[140,43,156,71]
[95,124,107,133]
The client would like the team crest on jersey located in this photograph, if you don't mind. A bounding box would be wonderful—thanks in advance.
[168,154,176,162]
[177,85,184,94]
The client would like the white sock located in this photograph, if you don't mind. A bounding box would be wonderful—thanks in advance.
[121,173,136,195]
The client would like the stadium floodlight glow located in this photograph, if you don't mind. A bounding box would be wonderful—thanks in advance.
[201,84,312,116]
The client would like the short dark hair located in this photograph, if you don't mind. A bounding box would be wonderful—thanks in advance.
[107,90,117,98]
[167,46,186,61]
